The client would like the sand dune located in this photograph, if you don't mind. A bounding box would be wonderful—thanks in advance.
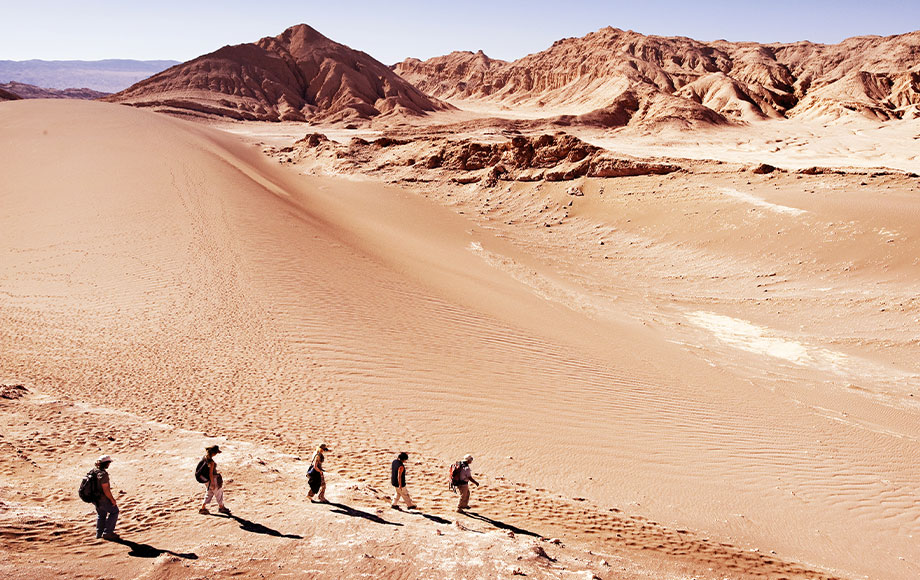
[3,99,920,579]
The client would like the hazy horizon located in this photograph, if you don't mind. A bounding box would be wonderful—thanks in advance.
[2,1,918,65]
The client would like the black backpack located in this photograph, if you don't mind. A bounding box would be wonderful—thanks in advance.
[78,469,102,503]
[195,458,210,483]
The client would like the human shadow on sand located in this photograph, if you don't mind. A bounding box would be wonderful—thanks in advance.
[461,511,541,537]
[404,510,451,525]
[107,536,198,559]
[326,502,402,526]
[213,513,303,539]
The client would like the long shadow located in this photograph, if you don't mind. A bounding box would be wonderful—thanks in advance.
[408,511,451,525]
[326,502,402,526]
[213,513,303,539]
[107,536,198,559]
[461,511,541,537]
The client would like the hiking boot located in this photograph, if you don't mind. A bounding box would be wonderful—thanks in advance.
[218,506,231,515]
[406,505,418,510]
[199,508,210,515]
[101,533,120,541]
[390,505,401,510]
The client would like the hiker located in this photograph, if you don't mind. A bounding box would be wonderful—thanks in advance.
[199,445,230,515]
[451,454,479,512]
[92,455,119,540]
[307,443,330,503]
[390,452,416,510]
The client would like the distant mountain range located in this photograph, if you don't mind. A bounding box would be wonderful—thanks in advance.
[0,81,109,100]
[13,25,920,130]
[0,60,178,93]
[394,27,920,128]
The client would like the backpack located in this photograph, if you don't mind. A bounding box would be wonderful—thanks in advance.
[78,469,102,503]
[448,461,464,488]
[195,458,210,484]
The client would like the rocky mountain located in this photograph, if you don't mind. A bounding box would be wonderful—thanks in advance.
[0,60,177,93]
[394,27,920,128]
[107,24,450,123]
[0,87,22,101]
[0,81,109,100]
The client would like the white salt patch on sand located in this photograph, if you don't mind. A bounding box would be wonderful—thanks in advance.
[686,312,846,372]
[688,312,811,364]
[688,313,920,392]
[720,188,806,216]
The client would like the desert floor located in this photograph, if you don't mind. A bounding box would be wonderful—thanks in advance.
[2,100,919,579]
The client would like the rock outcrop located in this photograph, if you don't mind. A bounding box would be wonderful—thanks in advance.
[107,24,450,123]
[0,86,22,101]
[290,131,679,182]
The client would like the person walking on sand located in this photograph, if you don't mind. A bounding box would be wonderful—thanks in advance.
[451,454,479,512]
[199,445,231,515]
[390,452,416,510]
[92,455,120,540]
[307,443,330,503]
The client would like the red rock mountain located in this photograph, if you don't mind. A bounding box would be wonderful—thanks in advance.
[107,24,449,123]
[394,27,920,128]
[0,81,109,100]
[0,87,22,101]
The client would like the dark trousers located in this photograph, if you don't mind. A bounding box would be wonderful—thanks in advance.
[95,497,119,537]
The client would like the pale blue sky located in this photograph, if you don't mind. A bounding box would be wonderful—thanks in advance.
[2,1,918,64]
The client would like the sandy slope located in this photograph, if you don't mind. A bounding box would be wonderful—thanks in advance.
[583,116,920,175]
[2,100,919,579]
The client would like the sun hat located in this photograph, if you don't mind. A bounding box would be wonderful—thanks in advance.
[97,455,113,464]
[464,454,474,463]
[319,443,331,451]
[206,445,221,454]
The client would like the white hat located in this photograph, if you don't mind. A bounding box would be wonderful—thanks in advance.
[97,455,113,463]
[464,454,474,463]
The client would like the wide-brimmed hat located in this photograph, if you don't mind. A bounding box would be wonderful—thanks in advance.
[463,454,474,463]
[319,443,331,451]
[205,445,221,454]
[97,455,113,464]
